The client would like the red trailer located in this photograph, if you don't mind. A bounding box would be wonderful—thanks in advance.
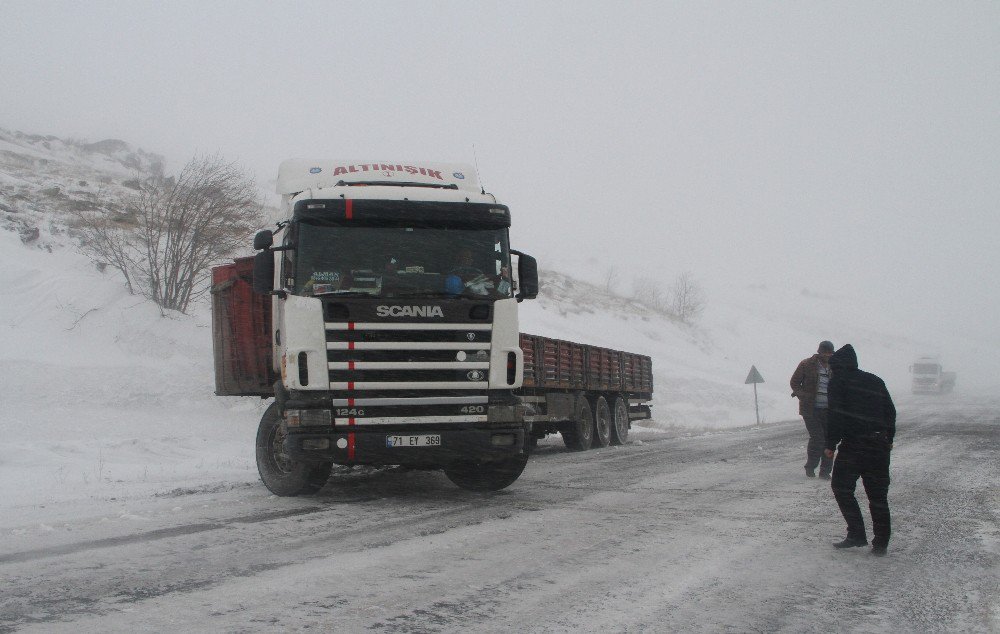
[518,333,652,450]
[211,258,275,397]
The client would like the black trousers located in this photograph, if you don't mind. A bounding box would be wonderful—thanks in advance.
[831,439,892,545]
[803,408,832,474]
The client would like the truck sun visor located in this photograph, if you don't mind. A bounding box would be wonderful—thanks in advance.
[292,199,511,228]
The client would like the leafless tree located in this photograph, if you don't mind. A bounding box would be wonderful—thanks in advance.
[75,154,263,313]
[669,271,706,324]
[602,265,620,294]
[631,276,667,313]
[630,272,706,324]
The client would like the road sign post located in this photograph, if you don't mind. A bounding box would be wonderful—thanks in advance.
[745,365,765,426]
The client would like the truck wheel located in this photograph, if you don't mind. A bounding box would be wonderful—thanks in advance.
[255,403,332,496]
[610,396,629,445]
[592,396,612,448]
[444,455,529,491]
[562,395,594,451]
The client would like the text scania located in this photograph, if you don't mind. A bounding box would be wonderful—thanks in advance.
[376,305,445,318]
[330,164,444,180]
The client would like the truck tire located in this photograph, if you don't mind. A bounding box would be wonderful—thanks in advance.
[562,394,594,451]
[444,455,529,492]
[610,395,629,445]
[592,396,612,448]
[255,402,332,496]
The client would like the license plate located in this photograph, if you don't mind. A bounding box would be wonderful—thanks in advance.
[386,434,441,448]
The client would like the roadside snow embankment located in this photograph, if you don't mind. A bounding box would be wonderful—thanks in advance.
[0,231,259,510]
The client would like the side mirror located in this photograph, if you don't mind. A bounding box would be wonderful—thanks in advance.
[253,250,275,294]
[253,230,274,251]
[512,251,538,301]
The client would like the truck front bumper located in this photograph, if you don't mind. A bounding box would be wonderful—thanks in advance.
[283,424,530,468]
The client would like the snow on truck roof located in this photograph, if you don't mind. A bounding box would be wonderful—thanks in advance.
[276,159,483,196]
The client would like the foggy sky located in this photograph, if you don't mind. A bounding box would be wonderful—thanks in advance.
[3,1,998,355]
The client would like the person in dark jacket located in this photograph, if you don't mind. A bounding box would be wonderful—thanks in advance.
[824,344,896,556]
[790,341,835,478]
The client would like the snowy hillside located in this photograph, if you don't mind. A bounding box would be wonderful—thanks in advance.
[1,128,993,513]
[0,127,165,249]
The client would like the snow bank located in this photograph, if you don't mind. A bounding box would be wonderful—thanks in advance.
[0,230,260,510]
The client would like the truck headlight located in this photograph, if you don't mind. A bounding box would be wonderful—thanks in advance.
[285,409,332,427]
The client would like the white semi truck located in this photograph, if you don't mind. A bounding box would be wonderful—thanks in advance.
[212,160,652,495]
[910,356,956,394]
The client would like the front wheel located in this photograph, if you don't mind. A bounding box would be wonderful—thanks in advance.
[255,403,332,496]
[444,455,529,491]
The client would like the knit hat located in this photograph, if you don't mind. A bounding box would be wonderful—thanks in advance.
[818,340,834,353]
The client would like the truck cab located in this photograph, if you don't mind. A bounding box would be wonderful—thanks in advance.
[248,160,538,493]
[910,356,956,394]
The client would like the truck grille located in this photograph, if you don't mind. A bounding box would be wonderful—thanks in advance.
[325,320,491,426]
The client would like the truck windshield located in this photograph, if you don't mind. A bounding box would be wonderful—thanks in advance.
[913,364,939,374]
[293,223,513,299]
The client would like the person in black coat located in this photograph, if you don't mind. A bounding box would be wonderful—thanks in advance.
[823,344,896,556]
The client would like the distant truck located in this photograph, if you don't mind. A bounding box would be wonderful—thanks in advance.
[211,159,652,495]
[910,356,956,394]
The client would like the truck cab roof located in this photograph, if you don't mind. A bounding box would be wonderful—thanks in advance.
[277,159,496,204]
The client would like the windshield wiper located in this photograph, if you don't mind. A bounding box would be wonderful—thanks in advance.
[391,291,466,298]
[312,290,377,297]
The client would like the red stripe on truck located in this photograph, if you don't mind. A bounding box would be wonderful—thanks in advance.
[348,417,356,460]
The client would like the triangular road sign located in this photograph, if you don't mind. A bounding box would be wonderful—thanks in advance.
[745,365,765,384]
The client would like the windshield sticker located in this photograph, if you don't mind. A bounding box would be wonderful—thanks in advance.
[308,271,341,296]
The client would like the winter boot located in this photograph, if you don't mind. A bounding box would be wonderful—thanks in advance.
[833,536,868,549]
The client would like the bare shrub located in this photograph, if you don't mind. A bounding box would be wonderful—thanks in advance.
[669,271,706,324]
[75,154,263,313]
[602,265,620,293]
[631,277,668,313]
[630,272,706,324]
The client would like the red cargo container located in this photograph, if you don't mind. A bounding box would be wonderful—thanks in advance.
[211,257,275,396]
[518,332,652,396]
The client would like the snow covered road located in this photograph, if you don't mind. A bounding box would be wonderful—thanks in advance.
[1,398,997,633]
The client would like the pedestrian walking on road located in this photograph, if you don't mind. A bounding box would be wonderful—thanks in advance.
[824,344,896,556]
[790,340,835,478]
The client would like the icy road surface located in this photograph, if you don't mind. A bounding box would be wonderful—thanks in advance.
[1,398,997,633]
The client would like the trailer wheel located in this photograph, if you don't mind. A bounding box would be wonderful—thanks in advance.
[610,396,629,445]
[592,396,612,448]
[562,394,594,451]
[255,403,332,496]
[444,455,529,492]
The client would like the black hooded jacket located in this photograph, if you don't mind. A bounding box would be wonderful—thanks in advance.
[826,344,896,450]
